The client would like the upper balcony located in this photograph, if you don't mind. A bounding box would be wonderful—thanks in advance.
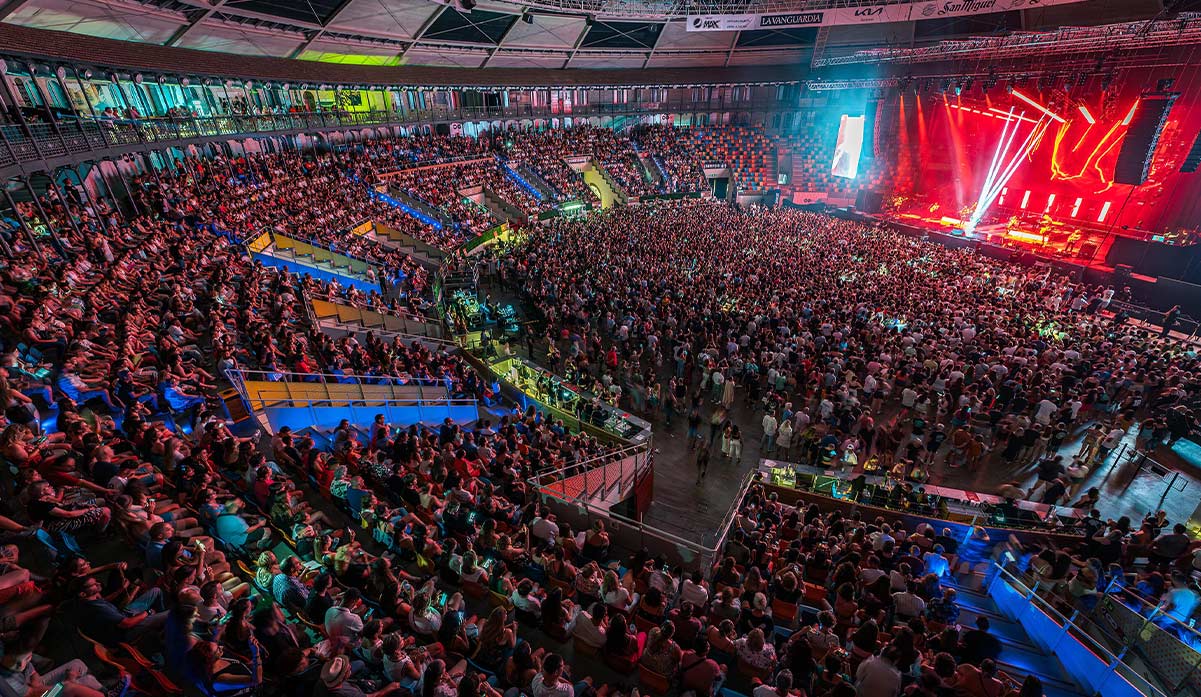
[0,98,796,177]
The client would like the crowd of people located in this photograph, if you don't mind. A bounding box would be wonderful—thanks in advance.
[500,200,1199,495]
[2,123,1201,697]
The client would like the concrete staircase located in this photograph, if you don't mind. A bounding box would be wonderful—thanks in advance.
[309,297,451,346]
[635,153,664,191]
[583,161,627,208]
[380,185,453,229]
[363,222,448,269]
[514,162,561,201]
[480,188,526,224]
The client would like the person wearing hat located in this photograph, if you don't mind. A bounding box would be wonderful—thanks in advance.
[317,654,404,697]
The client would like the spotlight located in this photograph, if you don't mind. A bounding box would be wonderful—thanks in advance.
[954,82,963,96]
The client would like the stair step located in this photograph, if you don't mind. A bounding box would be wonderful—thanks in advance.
[996,654,1080,695]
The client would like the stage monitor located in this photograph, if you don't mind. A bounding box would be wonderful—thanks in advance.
[831,114,865,180]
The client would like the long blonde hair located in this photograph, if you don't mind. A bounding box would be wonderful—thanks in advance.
[0,423,27,447]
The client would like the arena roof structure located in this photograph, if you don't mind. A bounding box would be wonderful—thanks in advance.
[0,0,1178,72]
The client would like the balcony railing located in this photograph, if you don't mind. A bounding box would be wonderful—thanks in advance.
[0,99,792,170]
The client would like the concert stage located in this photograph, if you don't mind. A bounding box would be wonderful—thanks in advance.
[845,208,1201,322]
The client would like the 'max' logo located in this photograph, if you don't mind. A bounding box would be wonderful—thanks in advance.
[854,6,885,16]
[692,17,722,29]
[759,12,823,26]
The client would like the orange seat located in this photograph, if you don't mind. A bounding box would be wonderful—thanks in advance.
[462,581,488,600]
[771,598,798,626]
[633,613,658,634]
[638,665,672,695]
[604,651,638,674]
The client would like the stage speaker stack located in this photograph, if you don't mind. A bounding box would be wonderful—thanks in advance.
[855,189,884,214]
[1181,129,1201,173]
[1115,264,1134,280]
[1077,242,1099,260]
[1113,93,1178,185]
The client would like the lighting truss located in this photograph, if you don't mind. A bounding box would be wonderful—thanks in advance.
[487,0,916,21]
[814,13,1201,67]
[807,78,900,91]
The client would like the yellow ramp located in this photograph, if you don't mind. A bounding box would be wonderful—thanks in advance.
[582,167,618,209]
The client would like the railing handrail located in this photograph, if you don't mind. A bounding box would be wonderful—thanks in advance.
[991,563,1176,697]
[241,397,479,408]
[1103,575,1201,645]
[231,368,448,387]
[706,468,758,550]
[533,442,650,481]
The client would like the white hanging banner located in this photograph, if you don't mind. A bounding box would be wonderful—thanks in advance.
[685,0,1086,31]
[823,3,922,25]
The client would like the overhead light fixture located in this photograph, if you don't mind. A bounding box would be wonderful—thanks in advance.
[1009,88,1065,123]
[1077,105,1095,124]
[1121,101,1138,126]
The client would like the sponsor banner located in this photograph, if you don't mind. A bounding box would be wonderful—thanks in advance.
[685,0,1084,31]
[908,0,1056,19]
[757,11,825,28]
[825,4,914,25]
[687,14,757,31]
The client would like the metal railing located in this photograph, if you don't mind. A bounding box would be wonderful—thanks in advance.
[532,442,652,504]
[230,367,448,389]
[1080,577,1201,694]
[530,453,757,573]
[989,563,1176,697]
